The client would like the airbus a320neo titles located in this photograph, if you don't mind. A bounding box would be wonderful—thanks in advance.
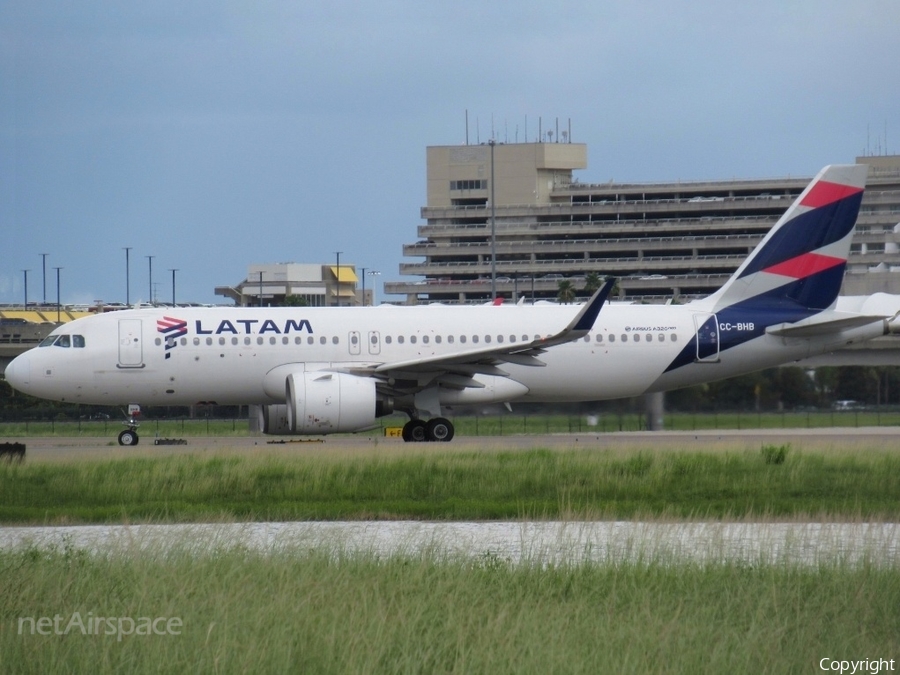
[8,164,900,444]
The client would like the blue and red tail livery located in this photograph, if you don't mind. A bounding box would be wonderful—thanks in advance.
[709,164,867,313]
[663,164,868,373]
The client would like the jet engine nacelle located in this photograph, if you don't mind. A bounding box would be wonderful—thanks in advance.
[286,371,377,434]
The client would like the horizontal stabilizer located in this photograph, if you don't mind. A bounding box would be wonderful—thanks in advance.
[766,313,886,338]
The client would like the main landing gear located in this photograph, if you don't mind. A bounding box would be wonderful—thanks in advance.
[401,417,454,442]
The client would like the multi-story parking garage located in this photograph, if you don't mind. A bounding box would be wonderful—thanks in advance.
[385,143,900,304]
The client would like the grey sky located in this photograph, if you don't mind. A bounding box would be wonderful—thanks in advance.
[2,1,898,306]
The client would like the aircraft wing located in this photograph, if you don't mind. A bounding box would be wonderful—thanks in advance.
[342,279,615,391]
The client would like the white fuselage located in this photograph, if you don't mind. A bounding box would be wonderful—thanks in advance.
[5,301,871,409]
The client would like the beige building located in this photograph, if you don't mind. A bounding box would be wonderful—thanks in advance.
[385,141,900,304]
[216,263,365,307]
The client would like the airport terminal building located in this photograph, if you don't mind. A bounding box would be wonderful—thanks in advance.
[384,143,900,304]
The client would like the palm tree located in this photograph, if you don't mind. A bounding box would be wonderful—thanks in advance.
[557,279,576,304]
[583,272,602,295]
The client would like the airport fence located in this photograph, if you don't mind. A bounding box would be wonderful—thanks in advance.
[1,408,899,439]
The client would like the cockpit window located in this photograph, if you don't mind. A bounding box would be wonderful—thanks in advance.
[38,334,85,348]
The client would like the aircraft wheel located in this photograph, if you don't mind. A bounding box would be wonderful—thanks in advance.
[402,420,427,442]
[118,429,139,446]
[426,417,454,442]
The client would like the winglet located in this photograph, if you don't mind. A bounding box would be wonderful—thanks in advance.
[571,278,616,333]
[532,277,616,349]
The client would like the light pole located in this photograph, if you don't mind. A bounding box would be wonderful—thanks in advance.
[368,270,381,306]
[334,251,343,307]
[146,255,154,304]
[359,267,367,306]
[169,269,178,306]
[124,247,132,306]
[489,139,497,301]
[21,270,29,307]
[41,253,48,304]
[53,267,62,322]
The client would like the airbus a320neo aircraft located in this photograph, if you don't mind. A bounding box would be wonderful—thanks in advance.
[7,164,900,445]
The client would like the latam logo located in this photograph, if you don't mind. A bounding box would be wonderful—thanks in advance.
[157,316,188,359]
[194,319,313,335]
[155,317,315,359]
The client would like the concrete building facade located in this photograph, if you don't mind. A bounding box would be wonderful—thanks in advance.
[385,142,900,304]
[216,263,364,307]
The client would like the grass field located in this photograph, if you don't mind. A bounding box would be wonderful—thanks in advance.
[2,542,898,674]
[3,407,900,438]
[4,442,899,672]
[3,445,900,523]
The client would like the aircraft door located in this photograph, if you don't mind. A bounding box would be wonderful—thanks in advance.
[118,319,144,368]
[692,313,720,363]
[349,331,361,356]
[368,331,381,355]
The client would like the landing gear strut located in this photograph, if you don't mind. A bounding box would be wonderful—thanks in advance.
[402,417,454,442]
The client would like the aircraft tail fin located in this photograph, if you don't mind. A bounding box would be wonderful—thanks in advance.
[706,164,867,314]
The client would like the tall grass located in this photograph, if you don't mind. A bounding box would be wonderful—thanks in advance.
[1,542,898,674]
[4,447,900,523]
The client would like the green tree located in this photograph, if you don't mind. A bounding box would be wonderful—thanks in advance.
[557,280,576,304]
[583,272,602,295]
[280,294,308,307]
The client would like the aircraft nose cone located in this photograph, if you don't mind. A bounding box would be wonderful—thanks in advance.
[4,353,31,393]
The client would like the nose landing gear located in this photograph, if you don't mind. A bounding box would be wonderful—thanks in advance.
[117,404,142,446]
[118,427,139,446]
